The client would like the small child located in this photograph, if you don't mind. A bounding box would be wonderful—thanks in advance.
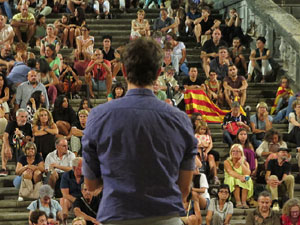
[194,121,220,185]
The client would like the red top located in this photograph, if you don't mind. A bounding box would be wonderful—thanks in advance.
[281,215,300,225]
[88,59,111,81]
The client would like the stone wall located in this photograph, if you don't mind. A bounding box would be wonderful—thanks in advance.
[213,0,300,91]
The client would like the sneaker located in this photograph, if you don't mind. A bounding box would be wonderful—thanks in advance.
[194,42,201,49]
[62,45,68,49]
[272,202,280,211]
[18,196,24,201]
[96,15,101,19]
[73,94,81,99]
[213,176,221,185]
[0,169,8,177]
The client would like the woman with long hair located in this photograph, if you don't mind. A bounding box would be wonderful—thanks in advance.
[69,7,86,48]
[281,198,300,224]
[43,44,61,77]
[224,144,253,209]
[32,108,58,159]
[37,58,59,108]
[77,97,93,113]
[107,82,126,101]
[26,91,47,123]
[52,95,77,139]
[234,128,257,177]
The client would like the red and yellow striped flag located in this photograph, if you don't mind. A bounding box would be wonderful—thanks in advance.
[270,86,294,115]
[184,89,245,123]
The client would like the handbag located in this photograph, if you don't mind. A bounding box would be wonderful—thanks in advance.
[19,177,43,199]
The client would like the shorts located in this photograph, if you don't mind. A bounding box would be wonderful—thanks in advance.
[92,78,106,91]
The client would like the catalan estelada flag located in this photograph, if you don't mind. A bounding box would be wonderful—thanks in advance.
[270,86,294,115]
[184,89,245,123]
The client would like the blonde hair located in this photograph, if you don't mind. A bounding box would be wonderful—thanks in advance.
[32,108,55,126]
[72,157,82,167]
[227,144,246,163]
[72,217,86,225]
[137,9,145,15]
[282,198,300,216]
[195,121,210,135]
[292,100,300,110]
[256,102,268,111]
[78,109,89,116]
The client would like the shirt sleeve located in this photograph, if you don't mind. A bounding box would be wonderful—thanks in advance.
[207,198,214,211]
[199,173,209,189]
[256,141,267,157]
[82,109,102,180]
[267,159,273,172]
[73,198,82,208]
[227,202,233,214]
[27,200,37,211]
[15,84,23,105]
[52,200,62,212]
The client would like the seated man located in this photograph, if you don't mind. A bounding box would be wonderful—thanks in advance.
[185,4,201,36]
[265,148,294,211]
[45,137,75,193]
[85,49,112,98]
[222,101,250,146]
[194,6,221,48]
[11,4,35,44]
[183,67,206,90]
[60,157,84,223]
[245,191,280,224]
[153,8,177,34]
[0,109,32,176]
[223,64,248,107]
[70,109,88,156]
[15,70,49,110]
[0,15,14,45]
[247,36,272,83]
[158,65,179,98]
[229,37,247,75]
[209,46,231,81]
[0,43,15,75]
[201,28,227,78]
[74,183,102,225]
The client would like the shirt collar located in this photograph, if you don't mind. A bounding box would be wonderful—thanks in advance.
[125,88,155,97]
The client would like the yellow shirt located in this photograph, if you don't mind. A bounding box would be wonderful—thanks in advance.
[12,13,35,32]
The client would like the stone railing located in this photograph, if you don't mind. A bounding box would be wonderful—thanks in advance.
[213,0,300,91]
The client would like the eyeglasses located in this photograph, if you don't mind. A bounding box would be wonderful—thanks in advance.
[219,190,229,194]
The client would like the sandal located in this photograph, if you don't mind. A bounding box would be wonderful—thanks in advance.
[236,202,243,209]
[242,202,249,209]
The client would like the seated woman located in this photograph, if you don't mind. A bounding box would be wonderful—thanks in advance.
[235,128,257,177]
[224,144,253,209]
[194,121,220,185]
[34,15,47,50]
[281,198,300,225]
[40,24,61,57]
[29,210,48,225]
[37,58,59,108]
[107,82,126,101]
[72,217,87,225]
[130,9,150,40]
[32,108,58,160]
[190,112,203,130]
[206,184,233,225]
[69,7,86,48]
[167,32,189,76]
[43,44,61,77]
[77,97,93,113]
[57,57,82,99]
[0,73,10,120]
[52,95,77,139]
[256,128,289,169]
[27,91,47,123]
[28,184,62,225]
[54,14,70,49]
[13,142,44,192]
[76,25,94,58]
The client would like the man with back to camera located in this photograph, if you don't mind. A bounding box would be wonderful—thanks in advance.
[82,37,198,225]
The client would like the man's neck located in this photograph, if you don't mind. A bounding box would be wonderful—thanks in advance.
[277,158,284,166]
[190,76,196,82]
[213,39,220,45]
[231,75,238,81]
[57,151,65,158]
[259,209,270,219]
[103,46,110,52]
[127,82,153,91]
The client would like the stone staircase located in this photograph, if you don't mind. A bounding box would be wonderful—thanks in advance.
[0,5,298,225]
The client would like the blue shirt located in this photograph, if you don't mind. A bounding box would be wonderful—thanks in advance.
[82,88,197,222]
[7,62,31,86]
[60,170,84,198]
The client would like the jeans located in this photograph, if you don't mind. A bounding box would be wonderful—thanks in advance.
[0,1,12,20]
[251,134,263,149]
[273,107,287,122]
[223,130,235,146]
[286,96,297,119]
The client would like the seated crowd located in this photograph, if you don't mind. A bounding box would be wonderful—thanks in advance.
[0,0,300,224]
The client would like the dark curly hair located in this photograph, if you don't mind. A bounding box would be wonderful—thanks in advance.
[78,97,93,112]
[121,38,163,86]
[111,82,126,99]
[53,95,72,114]
[27,90,46,109]
[264,128,283,144]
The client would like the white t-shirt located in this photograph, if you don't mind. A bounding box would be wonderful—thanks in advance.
[193,173,210,199]
[288,112,300,133]
[93,0,110,13]
[0,24,13,43]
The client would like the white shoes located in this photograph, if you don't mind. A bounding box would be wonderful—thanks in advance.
[18,196,24,202]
